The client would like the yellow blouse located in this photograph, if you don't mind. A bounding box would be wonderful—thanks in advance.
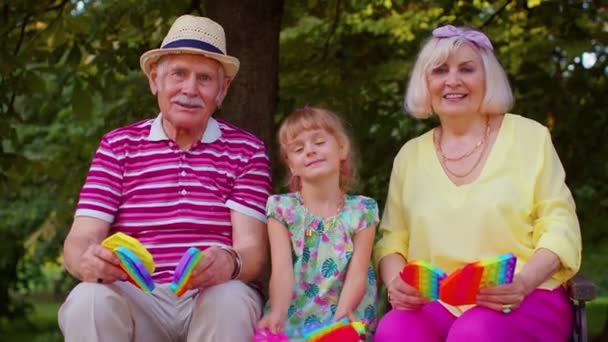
[373,114,581,313]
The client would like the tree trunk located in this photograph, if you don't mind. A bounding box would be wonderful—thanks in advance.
[206,0,284,151]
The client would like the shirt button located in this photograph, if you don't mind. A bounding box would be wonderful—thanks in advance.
[181,189,187,196]
[181,154,186,160]
[181,170,186,176]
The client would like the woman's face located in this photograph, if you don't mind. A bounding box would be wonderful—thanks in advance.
[427,44,486,118]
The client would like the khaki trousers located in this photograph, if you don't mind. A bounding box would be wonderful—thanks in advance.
[58,280,262,342]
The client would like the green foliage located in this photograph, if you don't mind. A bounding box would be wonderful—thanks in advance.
[1,0,607,333]
[0,0,188,325]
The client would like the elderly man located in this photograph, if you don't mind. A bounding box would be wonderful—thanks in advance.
[58,15,272,342]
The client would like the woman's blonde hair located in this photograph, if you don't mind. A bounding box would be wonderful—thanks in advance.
[404,30,514,118]
[278,106,358,192]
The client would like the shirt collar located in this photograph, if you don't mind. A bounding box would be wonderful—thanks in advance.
[147,113,221,143]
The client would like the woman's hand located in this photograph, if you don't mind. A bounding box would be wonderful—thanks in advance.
[476,274,532,312]
[386,274,429,310]
[257,311,286,334]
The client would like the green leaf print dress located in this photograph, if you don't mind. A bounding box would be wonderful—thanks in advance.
[265,192,379,341]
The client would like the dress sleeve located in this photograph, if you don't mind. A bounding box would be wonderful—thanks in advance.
[266,194,287,226]
[372,150,410,269]
[354,197,379,233]
[532,128,582,283]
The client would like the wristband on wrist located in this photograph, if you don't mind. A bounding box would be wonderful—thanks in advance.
[220,245,242,280]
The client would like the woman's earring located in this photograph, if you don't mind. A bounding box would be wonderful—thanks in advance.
[289,175,301,191]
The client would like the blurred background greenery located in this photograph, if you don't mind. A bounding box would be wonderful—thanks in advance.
[1,0,606,340]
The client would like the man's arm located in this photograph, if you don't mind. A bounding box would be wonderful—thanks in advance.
[63,216,125,282]
[230,210,268,282]
[189,210,268,288]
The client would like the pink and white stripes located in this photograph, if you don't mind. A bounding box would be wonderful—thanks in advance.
[76,115,272,283]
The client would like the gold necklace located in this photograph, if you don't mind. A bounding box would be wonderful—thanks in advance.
[435,116,491,178]
[299,193,345,237]
[437,115,490,162]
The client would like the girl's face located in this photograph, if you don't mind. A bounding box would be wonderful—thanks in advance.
[285,128,346,185]
[427,44,486,118]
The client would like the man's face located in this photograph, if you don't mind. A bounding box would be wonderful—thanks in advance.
[148,54,230,132]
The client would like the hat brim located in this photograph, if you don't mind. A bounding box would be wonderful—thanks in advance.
[140,48,240,79]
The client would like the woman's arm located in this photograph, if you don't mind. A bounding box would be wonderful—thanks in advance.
[335,224,376,321]
[379,253,407,286]
[477,127,581,311]
[477,248,560,311]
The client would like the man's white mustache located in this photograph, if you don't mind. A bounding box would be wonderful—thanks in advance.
[170,95,205,107]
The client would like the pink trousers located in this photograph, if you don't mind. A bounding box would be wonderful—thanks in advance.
[373,287,572,342]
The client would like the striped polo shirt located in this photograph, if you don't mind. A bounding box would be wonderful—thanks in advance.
[76,114,272,283]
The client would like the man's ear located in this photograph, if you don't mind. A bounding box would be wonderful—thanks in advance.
[215,77,232,106]
[147,63,159,95]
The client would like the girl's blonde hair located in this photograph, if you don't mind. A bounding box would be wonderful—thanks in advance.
[278,106,358,192]
[405,30,514,118]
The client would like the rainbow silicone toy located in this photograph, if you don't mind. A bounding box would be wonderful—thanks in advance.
[253,328,289,342]
[169,247,204,297]
[400,260,447,300]
[302,319,365,342]
[439,253,517,306]
[102,232,155,292]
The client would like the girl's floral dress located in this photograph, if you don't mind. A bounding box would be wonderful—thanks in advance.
[265,192,379,341]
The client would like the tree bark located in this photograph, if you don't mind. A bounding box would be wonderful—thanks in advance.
[206,0,284,150]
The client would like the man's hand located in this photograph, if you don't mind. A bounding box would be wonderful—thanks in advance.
[78,244,127,283]
[188,246,234,289]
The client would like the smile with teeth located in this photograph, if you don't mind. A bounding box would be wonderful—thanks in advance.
[444,93,467,99]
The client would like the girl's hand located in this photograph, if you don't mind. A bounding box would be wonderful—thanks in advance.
[257,311,285,334]
[476,274,531,312]
[386,274,428,310]
[334,309,357,322]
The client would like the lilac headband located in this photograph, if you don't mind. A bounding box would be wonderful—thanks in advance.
[432,25,494,51]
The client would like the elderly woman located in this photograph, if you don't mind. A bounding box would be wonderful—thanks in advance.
[373,25,581,341]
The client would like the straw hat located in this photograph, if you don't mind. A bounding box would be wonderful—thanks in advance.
[140,15,240,79]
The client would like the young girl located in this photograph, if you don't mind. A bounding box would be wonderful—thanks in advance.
[257,106,379,341]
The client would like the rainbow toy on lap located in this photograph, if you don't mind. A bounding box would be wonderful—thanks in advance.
[169,247,204,297]
[440,253,517,305]
[401,253,517,305]
[400,260,447,300]
[301,318,366,342]
[102,232,155,292]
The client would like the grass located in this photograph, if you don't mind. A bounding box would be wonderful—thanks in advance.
[588,297,608,338]
[2,300,62,342]
[2,296,606,340]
